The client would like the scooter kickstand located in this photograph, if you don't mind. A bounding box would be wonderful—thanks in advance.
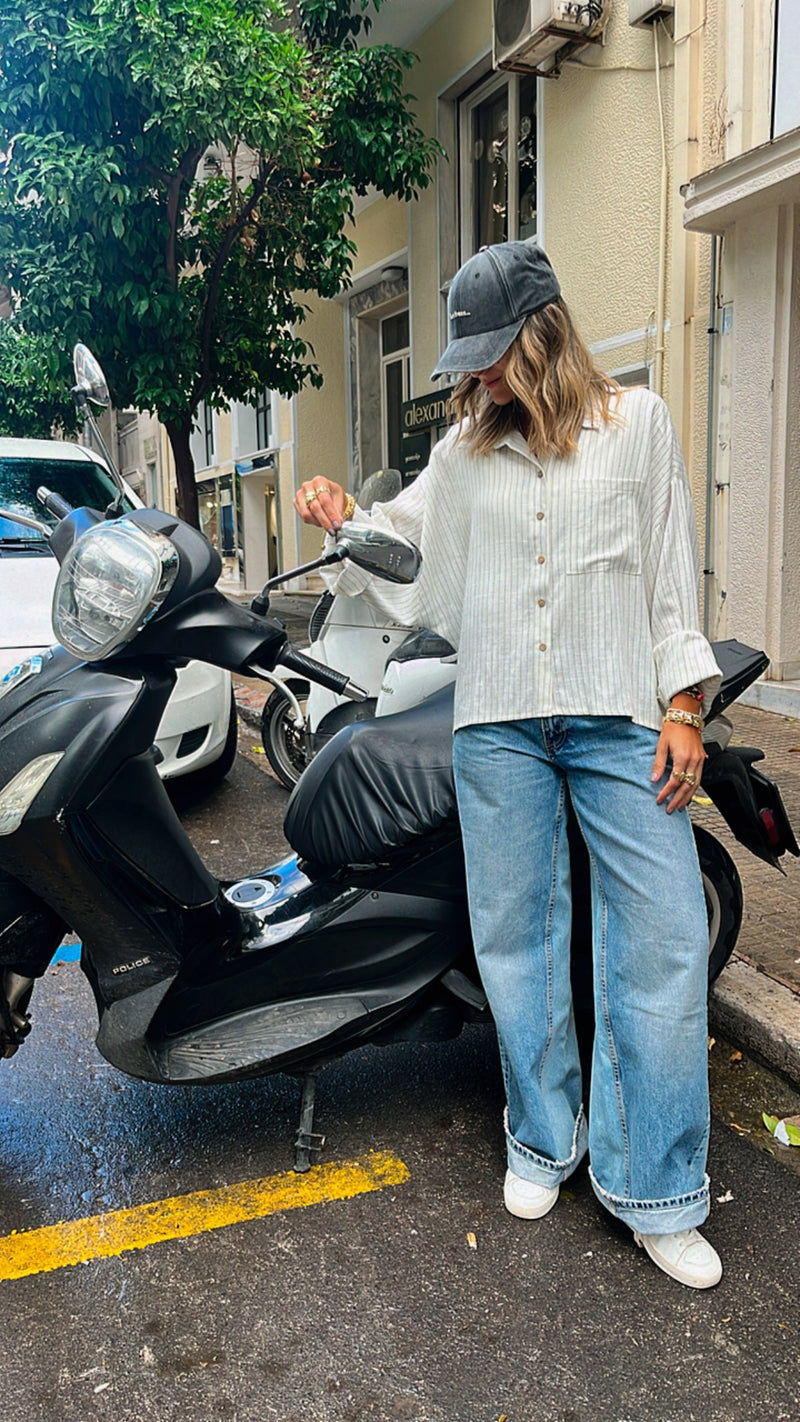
[292,1068,326,1173]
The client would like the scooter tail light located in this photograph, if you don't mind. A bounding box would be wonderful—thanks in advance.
[0,753,65,836]
[760,807,781,847]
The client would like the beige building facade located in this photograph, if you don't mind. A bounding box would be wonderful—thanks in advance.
[289,0,718,576]
[683,0,800,709]
[161,1,798,707]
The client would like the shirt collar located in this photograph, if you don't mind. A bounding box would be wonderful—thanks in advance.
[496,418,599,460]
[496,428,539,461]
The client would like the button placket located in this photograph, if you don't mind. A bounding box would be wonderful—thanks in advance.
[532,461,551,658]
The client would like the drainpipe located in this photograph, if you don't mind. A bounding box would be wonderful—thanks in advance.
[652,22,668,397]
[703,234,718,638]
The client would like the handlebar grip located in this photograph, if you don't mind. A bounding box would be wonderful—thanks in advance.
[281,647,367,702]
[36,486,73,520]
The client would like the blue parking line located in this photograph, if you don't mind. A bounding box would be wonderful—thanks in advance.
[52,942,81,964]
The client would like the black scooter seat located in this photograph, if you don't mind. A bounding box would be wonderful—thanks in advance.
[284,684,457,868]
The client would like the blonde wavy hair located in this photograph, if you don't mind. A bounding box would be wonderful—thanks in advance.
[452,297,621,461]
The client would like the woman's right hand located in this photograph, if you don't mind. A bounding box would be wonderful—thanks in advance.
[294,478,347,535]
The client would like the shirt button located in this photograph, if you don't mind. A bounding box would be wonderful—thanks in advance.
[537,555,545,564]
[538,598,546,607]
[539,643,547,652]
[536,511,544,520]
[537,470,543,478]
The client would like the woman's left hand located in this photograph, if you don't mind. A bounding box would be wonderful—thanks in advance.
[651,723,706,813]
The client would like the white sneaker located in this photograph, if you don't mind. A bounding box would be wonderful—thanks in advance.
[634,1228,723,1289]
[503,1168,560,1220]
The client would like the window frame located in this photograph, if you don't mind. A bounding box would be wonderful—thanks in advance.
[457,68,540,261]
[380,308,411,471]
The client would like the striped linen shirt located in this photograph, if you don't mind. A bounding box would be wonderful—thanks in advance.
[328,386,722,733]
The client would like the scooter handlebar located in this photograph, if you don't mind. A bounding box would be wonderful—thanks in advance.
[36,486,73,520]
[277,646,369,703]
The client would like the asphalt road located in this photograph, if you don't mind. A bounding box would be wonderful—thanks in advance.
[1,745,799,1422]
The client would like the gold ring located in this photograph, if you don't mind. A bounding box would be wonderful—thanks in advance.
[304,490,318,505]
[314,485,331,496]
[674,770,698,786]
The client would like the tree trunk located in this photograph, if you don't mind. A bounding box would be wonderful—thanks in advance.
[165,418,200,529]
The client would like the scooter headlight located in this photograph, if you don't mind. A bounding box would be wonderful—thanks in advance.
[52,518,179,660]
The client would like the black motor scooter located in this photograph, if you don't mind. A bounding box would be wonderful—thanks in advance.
[0,350,796,1171]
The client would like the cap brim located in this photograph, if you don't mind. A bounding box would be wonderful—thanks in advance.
[430,317,524,380]
[431,317,525,381]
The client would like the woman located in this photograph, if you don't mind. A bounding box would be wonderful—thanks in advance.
[295,240,723,1290]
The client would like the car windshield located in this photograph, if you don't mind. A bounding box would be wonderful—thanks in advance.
[0,456,132,543]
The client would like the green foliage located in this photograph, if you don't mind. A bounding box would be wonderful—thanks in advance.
[0,0,439,518]
[0,324,79,437]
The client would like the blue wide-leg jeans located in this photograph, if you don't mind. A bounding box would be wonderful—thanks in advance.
[453,716,711,1235]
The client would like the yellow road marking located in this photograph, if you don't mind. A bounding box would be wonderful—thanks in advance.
[0,1149,409,1283]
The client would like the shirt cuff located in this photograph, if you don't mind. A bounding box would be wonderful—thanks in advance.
[320,531,373,597]
[653,630,723,712]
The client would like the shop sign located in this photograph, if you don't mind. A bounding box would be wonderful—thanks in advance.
[401,388,455,433]
[400,388,454,481]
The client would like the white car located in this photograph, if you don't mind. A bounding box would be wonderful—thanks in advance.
[0,437,238,787]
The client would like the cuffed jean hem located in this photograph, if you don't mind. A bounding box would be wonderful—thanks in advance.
[505,1106,589,1186]
[589,1168,711,1234]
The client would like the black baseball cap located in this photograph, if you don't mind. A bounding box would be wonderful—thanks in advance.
[431,240,561,379]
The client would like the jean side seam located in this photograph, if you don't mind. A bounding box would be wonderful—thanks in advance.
[538,777,565,1092]
[588,842,631,1196]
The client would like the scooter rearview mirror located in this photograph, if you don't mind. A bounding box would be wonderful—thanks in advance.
[72,344,110,408]
[357,468,403,511]
[335,527,421,584]
[70,344,126,517]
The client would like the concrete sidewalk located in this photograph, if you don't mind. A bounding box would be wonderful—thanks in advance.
[233,593,800,1090]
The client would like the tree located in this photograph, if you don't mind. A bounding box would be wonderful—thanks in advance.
[0,326,79,439]
[0,0,439,524]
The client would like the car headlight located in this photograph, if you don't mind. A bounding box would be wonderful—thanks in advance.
[52,518,179,660]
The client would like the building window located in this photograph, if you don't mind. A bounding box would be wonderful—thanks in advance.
[255,388,272,451]
[611,363,652,389]
[459,71,538,259]
[203,403,215,467]
[381,309,410,471]
[190,401,217,471]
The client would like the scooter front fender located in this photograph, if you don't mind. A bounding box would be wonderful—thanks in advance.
[0,646,169,819]
[0,653,224,1008]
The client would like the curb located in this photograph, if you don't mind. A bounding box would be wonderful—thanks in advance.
[710,958,800,1089]
[234,688,267,731]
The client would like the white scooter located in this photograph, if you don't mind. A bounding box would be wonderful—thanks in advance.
[259,470,457,788]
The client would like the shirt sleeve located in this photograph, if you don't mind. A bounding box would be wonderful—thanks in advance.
[320,461,432,628]
[646,403,722,710]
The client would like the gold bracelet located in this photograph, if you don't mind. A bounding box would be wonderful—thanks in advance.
[664,707,703,731]
[342,493,356,521]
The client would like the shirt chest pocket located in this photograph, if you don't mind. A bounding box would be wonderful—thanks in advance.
[564,477,642,576]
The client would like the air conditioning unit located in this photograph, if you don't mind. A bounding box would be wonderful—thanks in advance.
[628,0,673,25]
[493,0,612,70]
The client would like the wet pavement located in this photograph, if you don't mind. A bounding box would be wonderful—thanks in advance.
[1,746,800,1420]
[2,599,800,1420]
[2,724,800,1420]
